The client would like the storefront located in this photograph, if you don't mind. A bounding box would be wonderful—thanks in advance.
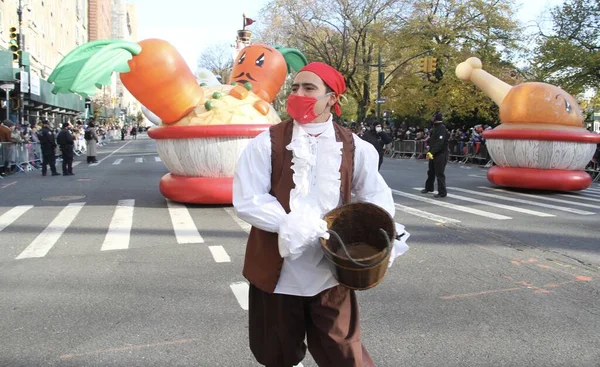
[0,50,85,127]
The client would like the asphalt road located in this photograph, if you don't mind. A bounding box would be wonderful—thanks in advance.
[0,135,598,367]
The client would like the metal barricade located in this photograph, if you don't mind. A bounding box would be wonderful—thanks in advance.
[586,161,599,182]
[391,140,417,159]
[0,142,42,176]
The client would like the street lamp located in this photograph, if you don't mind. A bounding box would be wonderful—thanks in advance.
[16,0,32,124]
[1,83,15,120]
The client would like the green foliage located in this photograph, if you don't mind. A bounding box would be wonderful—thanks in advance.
[255,0,524,125]
[136,111,144,124]
[533,0,600,96]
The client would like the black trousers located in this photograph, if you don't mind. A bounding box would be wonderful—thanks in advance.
[425,152,448,195]
[41,151,57,175]
[61,149,73,174]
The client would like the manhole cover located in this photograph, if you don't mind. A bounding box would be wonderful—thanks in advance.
[42,195,87,202]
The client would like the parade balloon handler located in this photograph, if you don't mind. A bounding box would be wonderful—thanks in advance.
[47,39,307,204]
[456,57,600,191]
[233,61,410,367]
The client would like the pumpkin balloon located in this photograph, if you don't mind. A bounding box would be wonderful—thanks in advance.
[229,43,308,103]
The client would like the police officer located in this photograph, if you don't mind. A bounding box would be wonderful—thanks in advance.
[56,122,75,176]
[38,120,60,177]
[421,112,448,198]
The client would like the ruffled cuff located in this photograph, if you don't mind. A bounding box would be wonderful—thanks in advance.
[388,222,410,268]
[278,204,329,260]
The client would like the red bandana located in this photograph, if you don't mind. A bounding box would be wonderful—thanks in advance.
[299,62,346,116]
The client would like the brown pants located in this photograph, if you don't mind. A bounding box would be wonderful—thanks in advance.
[249,284,374,367]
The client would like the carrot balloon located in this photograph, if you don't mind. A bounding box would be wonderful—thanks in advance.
[230,44,308,103]
[48,39,204,124]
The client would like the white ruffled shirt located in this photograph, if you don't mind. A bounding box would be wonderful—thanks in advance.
[233,117,409,296]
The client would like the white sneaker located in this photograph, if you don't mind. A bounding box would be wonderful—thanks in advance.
[293,364,304,367]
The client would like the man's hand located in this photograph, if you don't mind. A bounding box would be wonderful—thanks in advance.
[426,152,434,160]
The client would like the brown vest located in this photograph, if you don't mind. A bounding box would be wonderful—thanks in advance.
[242,119,355,293]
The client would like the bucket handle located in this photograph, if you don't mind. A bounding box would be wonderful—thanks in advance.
[326,228,392,268]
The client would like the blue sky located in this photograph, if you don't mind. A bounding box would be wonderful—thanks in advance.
[129,0,564,71]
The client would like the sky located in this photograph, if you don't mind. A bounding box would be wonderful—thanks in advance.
[130,0,565,72]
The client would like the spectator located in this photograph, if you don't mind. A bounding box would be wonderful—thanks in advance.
[362,122,393,170]
[85,121,99,163]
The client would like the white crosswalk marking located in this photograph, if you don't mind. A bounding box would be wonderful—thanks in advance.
[558,193,600,203]
[584,187,600,194]
[16,203,86,259]
[224,207,251,233]
[167,201,204,244]
[230,282,249,310]
[480,187,598,209]
[411,188,555,217]
[154,156,162,162]
[394,203,460,224]
[113,159,123,165]
[392,189,512,220]
[101,199,135,251]
[449,187,595,215]
[135,158,143,163]
[0,205,33,232]
[72,161,81,167]
[208,246,231,263]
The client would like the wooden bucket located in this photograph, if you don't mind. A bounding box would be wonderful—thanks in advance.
[320,202,395,290]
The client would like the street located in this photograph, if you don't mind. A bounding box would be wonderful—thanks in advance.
[1,135,599,367]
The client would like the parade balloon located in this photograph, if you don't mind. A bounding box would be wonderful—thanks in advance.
[142,105,161,125]
[229,44,308,103]
[47,38,306,204]
[455,57,600,191]
[49,38,204,124]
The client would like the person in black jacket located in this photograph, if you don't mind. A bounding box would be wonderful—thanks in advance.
[38,120,60,176]
[361,122,393,170]
[421,112,449,198]
[56,122,75,176]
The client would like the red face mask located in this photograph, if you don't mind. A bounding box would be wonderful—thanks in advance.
[286,93,332,124]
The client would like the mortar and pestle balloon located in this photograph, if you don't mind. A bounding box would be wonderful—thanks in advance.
[455,57,600,191]
[49,39,307,204]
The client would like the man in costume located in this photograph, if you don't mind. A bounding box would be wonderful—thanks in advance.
[233,62,408,367]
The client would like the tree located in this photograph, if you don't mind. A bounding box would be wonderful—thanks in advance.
[533,0,600,96]
[197,43,234,83]
[255,0,523,125]
[136,111,144,127]
[390,0,523,125]
[255,0,409,122]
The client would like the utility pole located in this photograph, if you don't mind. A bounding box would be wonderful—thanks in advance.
[377,49,382,125]
[16,0,26,125]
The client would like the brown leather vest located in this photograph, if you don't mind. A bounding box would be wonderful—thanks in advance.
[242,119,355,293]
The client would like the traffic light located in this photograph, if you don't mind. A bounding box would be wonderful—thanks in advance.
[419,57,427,73]
[8,26,20,62]
[428,57,437,73]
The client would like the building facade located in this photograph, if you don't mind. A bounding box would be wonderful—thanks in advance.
[0,0,88,80]
[111,0,139,124]
[0,0,87,124]
[88,0,112,41]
